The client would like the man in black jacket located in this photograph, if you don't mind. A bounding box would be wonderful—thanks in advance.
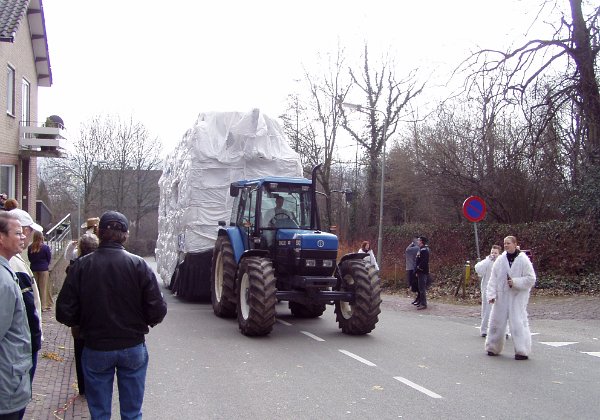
[57,211,167,420]
[415,236,430,310]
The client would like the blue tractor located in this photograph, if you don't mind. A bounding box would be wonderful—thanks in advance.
[210,165,382,336]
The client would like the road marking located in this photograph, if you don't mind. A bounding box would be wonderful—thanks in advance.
[276,319,292,326]
[540,342,578,347]
[300,331,325,342]
[581,352,600,358]
[393,376,443,399]
[338,349,376,367]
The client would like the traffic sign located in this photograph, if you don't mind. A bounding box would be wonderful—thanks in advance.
[462,196,486,223]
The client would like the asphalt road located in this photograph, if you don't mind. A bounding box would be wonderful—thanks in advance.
[135,281,600,420]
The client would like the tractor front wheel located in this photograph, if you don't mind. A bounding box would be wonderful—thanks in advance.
[334,259,382,335]
[237,257,277,336]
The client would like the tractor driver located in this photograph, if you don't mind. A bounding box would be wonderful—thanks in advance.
[262,195,297,228]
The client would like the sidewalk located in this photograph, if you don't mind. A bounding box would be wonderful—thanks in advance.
[24,311,89,420]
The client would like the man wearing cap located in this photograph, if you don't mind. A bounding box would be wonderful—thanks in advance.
[57,210,167,420]
[8,209,43,419]
[0,212,33,419]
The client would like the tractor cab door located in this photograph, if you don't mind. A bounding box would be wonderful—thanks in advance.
[232,187,258,250]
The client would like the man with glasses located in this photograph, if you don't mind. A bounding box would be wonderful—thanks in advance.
[0,212,32,420]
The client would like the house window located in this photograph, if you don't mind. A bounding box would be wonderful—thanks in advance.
[21,79,30,125]
[0,165,15,198]
[6,66,15,115]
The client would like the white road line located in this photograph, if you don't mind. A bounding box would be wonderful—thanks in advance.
[300,331,325,342]
[276,319,292,326]
[338,349,376,367]
[540,342,578,347]
[393,376,443,399]
[581,352,600,358]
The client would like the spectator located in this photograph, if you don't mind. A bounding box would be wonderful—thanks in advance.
[28,230,52,311]
[68,233,100,396]
[357,240,379,271]
[475,245,502,337]
[3,199,19,211]
[64,217,100,262]
[8,209,44,420]
[415,236,430,310]
[485,235,536,360]
[0,193,7,210]
[405,236,420,305]
[0,212,32,418]
[57,211,167,419]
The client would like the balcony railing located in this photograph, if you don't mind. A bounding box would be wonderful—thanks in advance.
[19,120,69,157]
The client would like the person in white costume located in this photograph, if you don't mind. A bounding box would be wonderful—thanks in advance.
[357,240,379,272]
[485,236,536,360]
[475,245,502,337]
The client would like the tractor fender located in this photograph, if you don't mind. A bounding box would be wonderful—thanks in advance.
[338,252,369,265]
[217,227,245,263]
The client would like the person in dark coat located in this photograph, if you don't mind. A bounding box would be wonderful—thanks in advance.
[415,236,430,310]
[56,211,167,419]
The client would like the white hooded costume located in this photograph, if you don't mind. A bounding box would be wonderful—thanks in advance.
[475,256,494,336]
[485,250,536,356]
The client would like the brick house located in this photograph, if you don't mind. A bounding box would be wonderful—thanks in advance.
[0,0,65,216]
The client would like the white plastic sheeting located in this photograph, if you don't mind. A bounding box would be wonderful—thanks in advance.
[156,109,302,286]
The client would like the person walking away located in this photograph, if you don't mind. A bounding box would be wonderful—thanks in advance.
[415,237,430,310]
[8,209,44,419]
[56,211,167,419]
[67,233,99,396]
[28,231,52,311]
[485,235,536,360]
[405,236,420,305]
[358,240,379,271]
[475,245,502,337]
[0,212,32,419]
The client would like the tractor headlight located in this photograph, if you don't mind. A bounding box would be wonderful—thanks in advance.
[322,260,333,268]
[305,259,316,267]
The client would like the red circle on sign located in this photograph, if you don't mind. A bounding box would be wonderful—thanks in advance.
[462,196,486,222]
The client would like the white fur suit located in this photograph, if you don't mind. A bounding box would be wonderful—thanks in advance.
[485,251,536,357]
[475,257,494,336]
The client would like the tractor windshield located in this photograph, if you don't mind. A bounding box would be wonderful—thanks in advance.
[260,185,312,230]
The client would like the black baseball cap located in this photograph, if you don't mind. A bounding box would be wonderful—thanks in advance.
[99,211,129,232]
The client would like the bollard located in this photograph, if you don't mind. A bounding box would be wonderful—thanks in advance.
[464,260,471,285]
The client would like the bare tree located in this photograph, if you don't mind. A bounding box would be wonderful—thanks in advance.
[461,0,600,165]
[340,44,424,227]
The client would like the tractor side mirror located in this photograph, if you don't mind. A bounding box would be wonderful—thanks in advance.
[229,185,239,197]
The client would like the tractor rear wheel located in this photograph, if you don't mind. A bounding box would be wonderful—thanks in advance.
[289,301,326,318]
[237,257,277,336]
[210,236,237,318]
[334,259,382,335]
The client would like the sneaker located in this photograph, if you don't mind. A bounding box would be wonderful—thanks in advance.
[487,351,497,356]
[417,305,427,310]
[515,354,528,360]
[411,299,420,305]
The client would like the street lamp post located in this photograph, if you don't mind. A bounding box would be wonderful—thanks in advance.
[341,102,388,268]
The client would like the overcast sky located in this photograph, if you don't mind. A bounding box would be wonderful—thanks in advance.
[38,0,545,155]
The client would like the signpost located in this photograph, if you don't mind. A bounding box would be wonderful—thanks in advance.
[462,196,486,260]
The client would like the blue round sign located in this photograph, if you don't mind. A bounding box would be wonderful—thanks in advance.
[462,196,486,222]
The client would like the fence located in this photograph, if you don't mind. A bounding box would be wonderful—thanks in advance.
[45,213,74,266]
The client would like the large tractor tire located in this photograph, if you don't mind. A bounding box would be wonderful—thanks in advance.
[334,259,382,335]
[289,301,326,318]
[210,236,237,318]
[237,257,277,336]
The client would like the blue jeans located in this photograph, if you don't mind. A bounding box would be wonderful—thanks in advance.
[82,343,148,420]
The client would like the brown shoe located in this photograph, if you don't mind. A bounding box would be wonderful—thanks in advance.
[515,354,529,360]
[417,305,427,310]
